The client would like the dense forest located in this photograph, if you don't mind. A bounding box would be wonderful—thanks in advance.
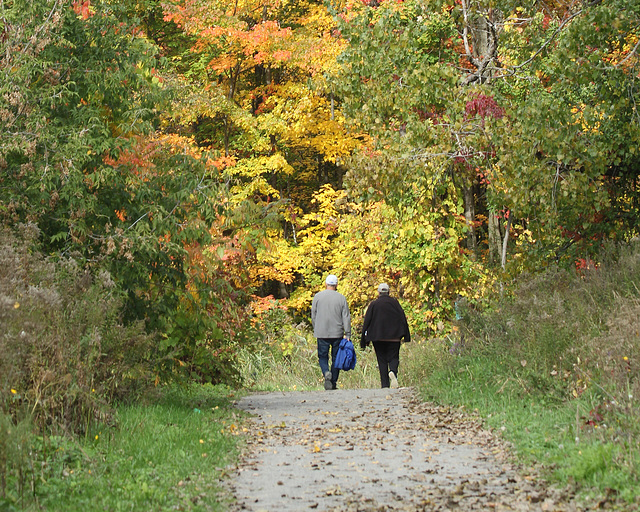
[2,0,639,417]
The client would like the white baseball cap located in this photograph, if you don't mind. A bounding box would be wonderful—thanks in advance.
[326,274,339,286]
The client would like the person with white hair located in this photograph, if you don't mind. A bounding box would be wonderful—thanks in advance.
[360,283,411,388]
[311,274,351,390]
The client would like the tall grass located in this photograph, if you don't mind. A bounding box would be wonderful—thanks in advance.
[0,225,155,506]
[236,305,421,391]
[236,330,384,391]
[416,242,640,504]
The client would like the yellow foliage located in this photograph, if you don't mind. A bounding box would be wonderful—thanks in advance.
[296,185,345,271]
[250,240,302,286]
[265,83,363,163]
[283,288,314,313]
[225,154,294,178]
[570,103,604,134]
[228,176,279,204]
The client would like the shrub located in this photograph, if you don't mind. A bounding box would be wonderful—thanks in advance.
[0,224,155,433]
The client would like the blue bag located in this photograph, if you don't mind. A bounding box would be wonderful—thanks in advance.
[334,337,357,371]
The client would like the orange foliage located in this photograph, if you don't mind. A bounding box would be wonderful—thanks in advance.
[210,155,237,170]
[72,0,93,20]
[103,134,218,176]
[249,294,286,317]
[164,1,294,71]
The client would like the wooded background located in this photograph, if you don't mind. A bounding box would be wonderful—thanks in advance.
[2,0,639,384]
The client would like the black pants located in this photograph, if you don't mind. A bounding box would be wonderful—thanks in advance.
[372,341,400,388]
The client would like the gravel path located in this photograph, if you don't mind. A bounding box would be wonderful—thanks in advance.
[227,387,583,511]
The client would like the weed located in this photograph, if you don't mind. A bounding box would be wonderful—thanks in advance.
[0,225,155,505]
[418,241,640,505]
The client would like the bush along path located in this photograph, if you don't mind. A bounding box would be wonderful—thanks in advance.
[226,387,586,511]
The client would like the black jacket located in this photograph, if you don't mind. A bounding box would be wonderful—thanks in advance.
[360,295,411,349]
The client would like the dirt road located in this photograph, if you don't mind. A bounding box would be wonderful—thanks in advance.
[227,387,583,511]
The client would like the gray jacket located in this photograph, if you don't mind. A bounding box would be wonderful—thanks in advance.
[311,289,351,339]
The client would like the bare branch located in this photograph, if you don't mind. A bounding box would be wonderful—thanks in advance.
[460,0,478,68]
[615,36,640,69]
[509,8,583,72]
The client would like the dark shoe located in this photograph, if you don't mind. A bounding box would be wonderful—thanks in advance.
[324,371,333,390]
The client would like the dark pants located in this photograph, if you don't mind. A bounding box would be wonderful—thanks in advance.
[317,338,341,388]
[372,341,401,388]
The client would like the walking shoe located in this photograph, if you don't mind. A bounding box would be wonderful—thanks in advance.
[389,371,399,389]
[324,371,333,390]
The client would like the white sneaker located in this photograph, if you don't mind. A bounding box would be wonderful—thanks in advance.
[389,371,398,389]
[324,371,333,390]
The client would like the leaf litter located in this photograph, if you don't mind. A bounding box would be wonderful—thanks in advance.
[225,387,588,511]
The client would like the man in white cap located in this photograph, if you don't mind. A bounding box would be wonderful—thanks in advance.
[360,283,411,388]
[311,274,351,390]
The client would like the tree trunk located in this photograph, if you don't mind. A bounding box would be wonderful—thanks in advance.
[224,63,241,157]
[463,183,477,258]
[461,0,500,84]
[488,212,501,265]
[223,117,230,157]
[501,213,512,270]
[278,281,289,299]
[471,16,490,62]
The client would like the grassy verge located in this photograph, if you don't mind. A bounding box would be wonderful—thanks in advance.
[418,353,640,505]
[2,384,244,512]
[410,242,640,507]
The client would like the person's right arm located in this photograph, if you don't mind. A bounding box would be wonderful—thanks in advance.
[394,298,411,342]
[342,296,351,339]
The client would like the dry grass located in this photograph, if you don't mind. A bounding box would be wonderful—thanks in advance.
[0,224,154,429]
[237,334,383,391]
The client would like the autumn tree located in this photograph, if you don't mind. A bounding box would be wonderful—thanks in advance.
[489,0,640,261]
[333,0,640,284]
[0,0,249,382]
[327,0,487,322]
[158,0,363,296]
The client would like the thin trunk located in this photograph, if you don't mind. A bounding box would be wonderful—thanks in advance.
[224,63,241,157]
[488,212,501,265]
[501,212,512,270]
[228,62,241,100]
[330,92,335,121]
[223,117,230,157]
[463,183,477,258]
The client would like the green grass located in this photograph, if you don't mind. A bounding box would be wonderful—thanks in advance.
[419,349,640,506]
[406,243,640,506]
[7,243,640,510]
[2,384,244,512]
